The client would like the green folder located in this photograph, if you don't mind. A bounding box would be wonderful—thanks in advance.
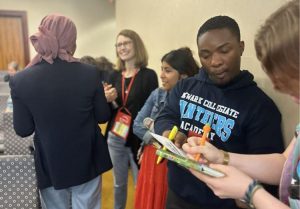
[156,149,225,177]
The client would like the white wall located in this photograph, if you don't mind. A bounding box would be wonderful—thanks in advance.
[116,0,299,146]
[0,0,116,61]
[0,0,298,145]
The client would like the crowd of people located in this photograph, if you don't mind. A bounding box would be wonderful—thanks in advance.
[7,0,299,208]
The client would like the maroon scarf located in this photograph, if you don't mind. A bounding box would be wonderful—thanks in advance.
[27,14,79,68]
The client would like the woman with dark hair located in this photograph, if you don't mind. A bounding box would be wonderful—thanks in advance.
[105,29,158,209]
[95,56,118,83]
[133,47,199,209]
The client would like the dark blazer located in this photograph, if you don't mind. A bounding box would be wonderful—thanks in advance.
[9,58,112,190]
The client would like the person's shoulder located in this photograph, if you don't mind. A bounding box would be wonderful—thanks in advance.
[14,65,34,79]
[243,81,280,113]
[156,87,168,100]
[152,87,166,96]
[138,67,158,83]
[106,69,121,83]
[254,86,278,106]
[75,62,96,71]
[140,67,156,75]
[109,69,121,79]
[71,62,100,77]
[177,75,199,89]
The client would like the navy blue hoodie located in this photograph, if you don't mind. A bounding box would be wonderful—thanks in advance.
[155,69,284,208]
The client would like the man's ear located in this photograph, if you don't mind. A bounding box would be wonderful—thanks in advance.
[240,41,245,56]
[180,74,188,79]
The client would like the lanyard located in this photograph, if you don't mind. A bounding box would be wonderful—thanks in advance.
[121,70,138,106]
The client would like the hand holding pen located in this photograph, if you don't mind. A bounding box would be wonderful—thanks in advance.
[194,124,211,161]
[183,139,225,165]
[156,126,178,164]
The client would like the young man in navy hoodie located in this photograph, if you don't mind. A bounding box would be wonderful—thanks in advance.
[154,16,284,209]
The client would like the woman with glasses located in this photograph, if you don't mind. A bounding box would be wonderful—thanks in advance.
[105,29,158,209]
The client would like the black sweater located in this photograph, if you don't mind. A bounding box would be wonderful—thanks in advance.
[155,69,284,208]
[108,67,158,164]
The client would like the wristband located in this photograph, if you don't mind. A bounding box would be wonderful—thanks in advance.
[249,184,263,207]
[222,150,230,165]
[241,180,263,209]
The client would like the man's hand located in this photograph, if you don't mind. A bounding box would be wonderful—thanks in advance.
[162,130,187,148]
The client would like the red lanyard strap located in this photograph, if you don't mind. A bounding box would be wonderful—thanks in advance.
[121,70,138,106]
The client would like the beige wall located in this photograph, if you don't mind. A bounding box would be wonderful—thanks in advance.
[0,0,116,61]
[116,0,299,146]
[0,0,298,145]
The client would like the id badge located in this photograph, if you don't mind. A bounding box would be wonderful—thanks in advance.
[111,110,132,141]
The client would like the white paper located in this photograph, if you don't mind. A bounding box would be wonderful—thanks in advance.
[150,132,186,157]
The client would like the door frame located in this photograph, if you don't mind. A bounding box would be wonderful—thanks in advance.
[0,10,30,65]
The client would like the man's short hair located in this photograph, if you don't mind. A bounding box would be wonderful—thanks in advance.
[197,16,241,42]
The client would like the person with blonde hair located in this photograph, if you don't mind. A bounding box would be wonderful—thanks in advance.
[105,29,158,209]
[183,1,299,208]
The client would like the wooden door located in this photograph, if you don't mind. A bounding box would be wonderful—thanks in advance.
[0,10,29,70]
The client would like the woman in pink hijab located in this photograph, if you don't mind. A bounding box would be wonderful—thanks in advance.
[10,14,112,209]
[27,13,78,67]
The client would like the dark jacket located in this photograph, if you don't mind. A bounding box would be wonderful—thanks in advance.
[10,58,112,190]
[155,69,284,208]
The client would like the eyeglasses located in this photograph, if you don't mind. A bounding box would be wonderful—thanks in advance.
[115,41,132,49]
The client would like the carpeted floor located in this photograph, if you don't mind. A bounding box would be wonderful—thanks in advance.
[101,169,135,209]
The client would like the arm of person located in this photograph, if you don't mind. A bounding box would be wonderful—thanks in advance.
[94,78,111,123]
[227,137,295,185]
[144,70,158,97]
[230,97,285,184]
[183,99,286,185]
[183,138,294,185]
[227,151,286,185]
[133,89,156,144]
[154,82,183,139]
[251,188,290,209]
[9,78,34,137]
[188,164,290,209]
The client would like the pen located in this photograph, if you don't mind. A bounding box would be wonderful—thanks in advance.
[156,125,178,164]
[194,124,211,161]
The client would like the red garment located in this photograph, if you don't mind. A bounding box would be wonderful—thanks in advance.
[134,145,168,209]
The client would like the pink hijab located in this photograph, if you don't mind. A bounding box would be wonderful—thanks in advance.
[27,14,79,68]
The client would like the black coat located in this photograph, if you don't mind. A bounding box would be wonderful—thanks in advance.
[9,58,112,189]
[106,67,158,165]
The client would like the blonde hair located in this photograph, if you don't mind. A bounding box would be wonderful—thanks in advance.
[115,29,148,71]
[254,0,299,79]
